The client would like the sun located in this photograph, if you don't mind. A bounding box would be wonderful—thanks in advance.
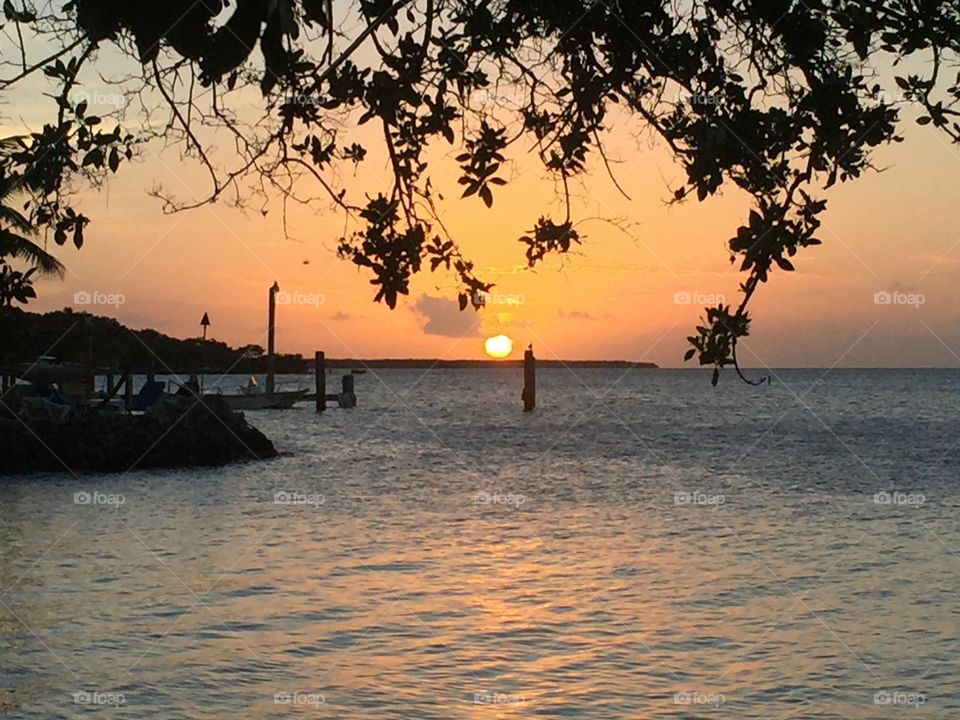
[484,334,514,359]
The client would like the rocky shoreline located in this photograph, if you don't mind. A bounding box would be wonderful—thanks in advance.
[0,396,277,475]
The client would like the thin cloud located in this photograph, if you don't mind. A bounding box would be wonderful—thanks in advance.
[559,309,613,321]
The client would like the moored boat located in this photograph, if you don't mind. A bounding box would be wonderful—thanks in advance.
[204,376,307,410]
[217,389,307,410]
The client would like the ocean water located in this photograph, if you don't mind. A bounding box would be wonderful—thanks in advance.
[1,368,958,718]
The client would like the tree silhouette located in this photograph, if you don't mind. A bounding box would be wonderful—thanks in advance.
[0,265,37,307]
[0,137,66,305]
[1,0,958,381]
[0,170,65,276]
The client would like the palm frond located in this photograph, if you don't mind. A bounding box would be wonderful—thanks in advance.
[0,229,65,277]
[0,134,65,278]
[0,135,25,150]
[0,167,41,247]
[0,197,32,232]
[0,175,26,206]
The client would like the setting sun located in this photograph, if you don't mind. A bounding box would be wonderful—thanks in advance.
[484,335,514,359]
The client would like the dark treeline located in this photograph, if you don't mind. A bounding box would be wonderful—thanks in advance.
[0,309,659,373]
[0,308,305,374]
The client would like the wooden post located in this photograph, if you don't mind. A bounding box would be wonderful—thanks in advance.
[522,346,536,412]
[123,372,133,410]
[340,373,357,408]
[85,317,95,400]
[267,281,279,394]
[315,351,326,413]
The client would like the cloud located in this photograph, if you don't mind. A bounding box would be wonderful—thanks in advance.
[559,309,613,321]
[482,264,528,275]
[331,311,353,321]
[412,295,482,338]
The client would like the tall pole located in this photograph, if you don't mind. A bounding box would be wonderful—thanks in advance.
[199,313,210,394]
[85,316,95,400]
[267,282,279,394]
[522,345,536,412]
[315,351,326,413]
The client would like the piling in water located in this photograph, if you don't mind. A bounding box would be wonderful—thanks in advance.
[523,346,536,412]
[340,374,357,408]
[315,351,326,413]
[267,281,279,394]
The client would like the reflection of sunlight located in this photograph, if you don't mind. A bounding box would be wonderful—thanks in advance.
[455,515,675,718]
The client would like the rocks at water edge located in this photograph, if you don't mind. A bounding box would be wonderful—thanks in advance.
[0,396,278,475]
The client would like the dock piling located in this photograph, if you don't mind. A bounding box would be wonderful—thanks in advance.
[267,281,279,394]
[315,351,326,413]
[340,374,357,408]
[522,346,536,412]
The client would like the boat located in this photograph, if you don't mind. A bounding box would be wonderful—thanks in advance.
[207,376,307,410]
[219,389,307,410]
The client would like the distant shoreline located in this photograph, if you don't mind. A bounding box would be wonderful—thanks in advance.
[323,359,658,369]
[1,308,660,374]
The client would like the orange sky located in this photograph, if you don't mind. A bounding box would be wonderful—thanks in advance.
[7,51,960,368]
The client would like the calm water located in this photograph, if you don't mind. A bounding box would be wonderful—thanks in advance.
[1,368,958,718]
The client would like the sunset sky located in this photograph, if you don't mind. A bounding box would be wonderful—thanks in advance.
[7,54,960,368]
